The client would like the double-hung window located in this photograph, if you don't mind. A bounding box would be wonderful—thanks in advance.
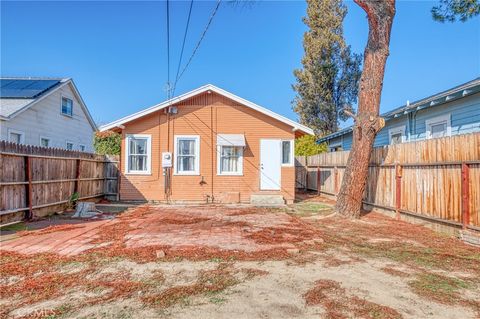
[426,114,451,139]
[281,140,294,166]
[126,134,151,174]
[175,135,200,175]
[218,145,243,175]
[61,97,73,116]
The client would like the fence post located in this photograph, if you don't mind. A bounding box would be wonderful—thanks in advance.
[461,163,470,229]
[334,166,338,195]
[74,159,81,195]
[395,163,402,220]
[317,165,320,194]
[305,156,308,191]
[24,156,33,220]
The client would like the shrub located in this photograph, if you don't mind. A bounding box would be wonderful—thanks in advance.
[295,135,327,156]
[93,131,121,155]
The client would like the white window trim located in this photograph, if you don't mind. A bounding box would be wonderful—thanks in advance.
[388,125,406,145]
[61,95,74,117]
[79,144,86,152]
[8,129,25,144]
[65,140,74,150]
[217,145,244,176]
[426,114,451,139]
[39,135,51,147]
[281,139,294,167]
[125,134,152,175]
[174,135,200,175]
[329,141,342,152]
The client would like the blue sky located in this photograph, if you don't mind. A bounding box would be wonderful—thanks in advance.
[1,1,479,127]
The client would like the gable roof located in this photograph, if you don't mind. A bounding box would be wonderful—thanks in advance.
[0,77,97,130]
[99,84,314,135]
[317,77,480,143]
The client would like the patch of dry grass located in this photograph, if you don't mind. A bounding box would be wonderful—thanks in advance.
[304,279,402,319]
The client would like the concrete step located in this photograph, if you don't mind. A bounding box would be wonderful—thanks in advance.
[250,194,285,207]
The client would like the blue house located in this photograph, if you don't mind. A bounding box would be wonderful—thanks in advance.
[318,78,480,151]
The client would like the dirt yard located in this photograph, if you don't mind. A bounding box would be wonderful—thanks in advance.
[1,196,479,319]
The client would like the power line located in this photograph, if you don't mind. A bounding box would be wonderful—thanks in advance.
[172,0,194,97]
[172,0,221,94]
[166,0,171,99]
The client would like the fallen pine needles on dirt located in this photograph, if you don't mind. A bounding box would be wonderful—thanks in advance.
[303,279,402,319]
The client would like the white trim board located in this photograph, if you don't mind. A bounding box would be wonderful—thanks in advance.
[388,125,406,144]
[124,134,152,175]
[99,84,314,135]
[425,113,451,139]
[8,128,25,144]
[174,135,200,176]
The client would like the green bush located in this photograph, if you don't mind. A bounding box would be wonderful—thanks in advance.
[93,131,121,155]
[295,135,327,156]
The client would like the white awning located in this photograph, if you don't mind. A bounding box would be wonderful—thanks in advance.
[217,134,246,147]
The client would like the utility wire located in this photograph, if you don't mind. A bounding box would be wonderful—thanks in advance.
[166,0,171,99]
[172,0,221,94]
[172,0,194,97]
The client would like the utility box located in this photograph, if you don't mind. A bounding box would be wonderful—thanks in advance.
[162,152,173,168]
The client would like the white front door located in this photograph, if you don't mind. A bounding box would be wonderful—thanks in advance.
[260,139,281,190]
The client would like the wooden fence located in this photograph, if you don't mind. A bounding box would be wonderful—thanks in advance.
[295,132,480,231]
[0,141,119,226]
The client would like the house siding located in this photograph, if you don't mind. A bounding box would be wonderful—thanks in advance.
[327,92,480,151]
[0,83,95,152]
[119,92,297,203]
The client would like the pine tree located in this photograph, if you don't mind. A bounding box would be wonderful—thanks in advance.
[292,0,362,136]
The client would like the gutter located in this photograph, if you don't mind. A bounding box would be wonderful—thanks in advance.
[317,78,480,144]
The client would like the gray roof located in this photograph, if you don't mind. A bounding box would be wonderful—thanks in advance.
[0,98,35,118]
[0,77,97,130]
[318,77,480,143]
[0,77,69,119]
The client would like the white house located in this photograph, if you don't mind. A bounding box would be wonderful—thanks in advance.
[0,77,97,152]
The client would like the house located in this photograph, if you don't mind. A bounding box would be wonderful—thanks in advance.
[318,78,480,151]
[100,84,314,204]
[0,77,97,151]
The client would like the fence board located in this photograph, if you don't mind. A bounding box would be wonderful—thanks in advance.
[295,133,480,229]
[0,141,119,224]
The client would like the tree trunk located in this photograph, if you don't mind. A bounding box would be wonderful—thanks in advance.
[335,0,395,218]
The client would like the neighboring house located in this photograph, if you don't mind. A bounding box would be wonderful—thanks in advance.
[318,78,480,151]
[100,84,314,204]
[0,77,97,152]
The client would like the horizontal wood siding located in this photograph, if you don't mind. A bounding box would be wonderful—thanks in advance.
[120,92,296,203]
[0,83,95,152]
[329,92,480,150]
[296,132,480,229]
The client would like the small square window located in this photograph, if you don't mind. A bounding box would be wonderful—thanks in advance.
[79,144,86,152]
[61,97,73,116]
[8,129,25,144]
[281,140,293,165]
[40,137,50,147]
[390,133,402,145]
[426,114,451,140]
[66,142,74,150]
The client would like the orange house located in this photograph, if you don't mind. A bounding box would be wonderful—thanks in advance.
[100,85,313,204]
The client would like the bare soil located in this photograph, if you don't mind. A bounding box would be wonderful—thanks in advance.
[1,196,479,319]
